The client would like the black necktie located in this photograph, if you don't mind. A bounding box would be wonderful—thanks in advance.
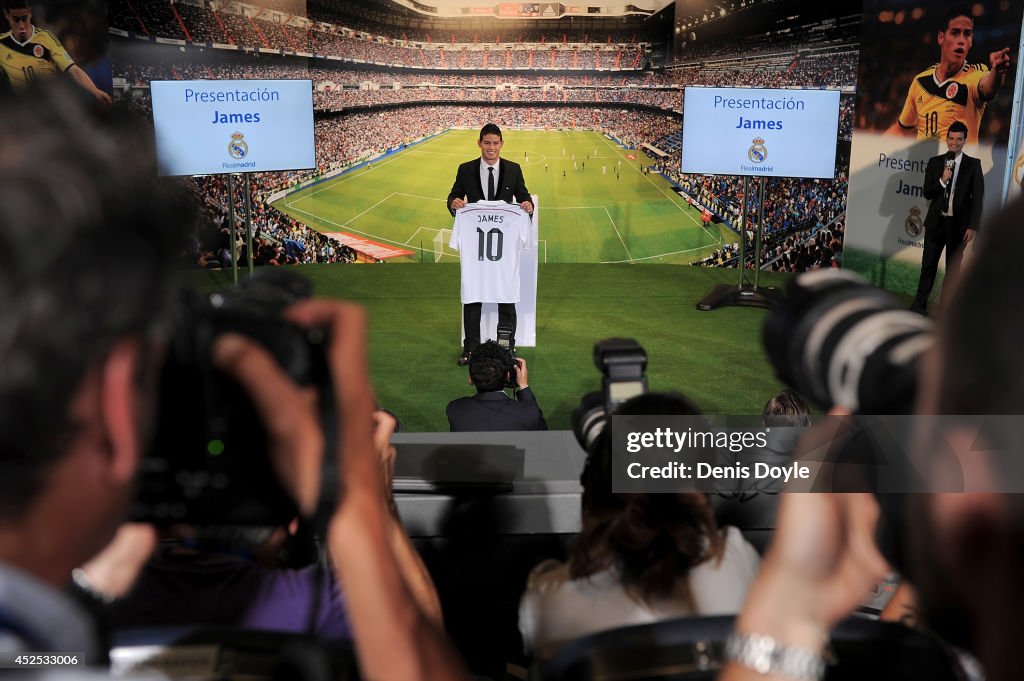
[487,166,495,201]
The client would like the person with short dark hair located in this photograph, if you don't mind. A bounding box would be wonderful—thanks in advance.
[910,120,983,314]
[887,4,1011,143]
[762,389,811,428]
[446,123,534,366]
[445,340,547,432]
[0,82,184,659]
[1,0,111,103]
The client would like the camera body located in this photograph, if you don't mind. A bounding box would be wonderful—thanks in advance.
[495,322,518,389]
[572,338,648,452]
[595,338,648,415]
[133,271,334,526]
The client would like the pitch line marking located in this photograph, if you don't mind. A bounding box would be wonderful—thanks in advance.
[404,225,450,245]
[393,192,446,202]
[405,150,473,158]
[602,206,634,262]
[600,243,717,264]
[344,192,399,225]
[286,130,452,205]
[284,198,417,251]
[287,155,400,205]
[596,133,721,244]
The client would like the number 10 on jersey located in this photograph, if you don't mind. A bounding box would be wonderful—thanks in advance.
[477,227,504,261]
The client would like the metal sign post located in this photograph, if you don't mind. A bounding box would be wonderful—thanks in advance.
[696,174,783,311]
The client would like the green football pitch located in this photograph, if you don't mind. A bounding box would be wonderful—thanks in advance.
[193,264,795,432]
[273,129,735,264]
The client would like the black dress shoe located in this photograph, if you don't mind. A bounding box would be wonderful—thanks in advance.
[457,351,472,366]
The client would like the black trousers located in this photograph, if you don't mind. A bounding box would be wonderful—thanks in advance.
[463,302,516,351]
[911,216,966,313]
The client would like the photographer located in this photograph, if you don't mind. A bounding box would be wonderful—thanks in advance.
[0,83,184,661]
[446,340,548,432]
[721,197,1024,681]
[0,83,463,681]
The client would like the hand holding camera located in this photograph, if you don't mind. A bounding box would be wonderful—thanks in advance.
[513,356,528,390]
[204,297,383,519]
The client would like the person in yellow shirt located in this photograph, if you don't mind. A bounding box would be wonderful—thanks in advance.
[886,4,1011,144]
[1,0,110,104]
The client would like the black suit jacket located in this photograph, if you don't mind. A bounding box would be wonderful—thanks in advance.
[922,152,983,234]
[446,388,548,432]
[446,157,531,216]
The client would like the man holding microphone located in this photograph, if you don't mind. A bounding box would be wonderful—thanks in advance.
[910,120,983,315]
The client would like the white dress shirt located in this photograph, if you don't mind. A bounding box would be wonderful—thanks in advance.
[479,159,499,200]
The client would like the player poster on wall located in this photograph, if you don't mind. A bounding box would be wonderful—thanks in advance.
[0,0,111,101]
[843,0,1022,298]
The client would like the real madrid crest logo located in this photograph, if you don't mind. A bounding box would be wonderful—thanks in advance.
[905,206,923,238]
[32,44,44,58]
[228,132,248,160]
[747,137,767,164]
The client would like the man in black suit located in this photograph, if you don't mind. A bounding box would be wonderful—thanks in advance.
[447,123,534,365]
[911,120,983,314]
[446,341,547,432]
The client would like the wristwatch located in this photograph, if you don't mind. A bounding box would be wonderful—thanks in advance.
[724,632,826,680]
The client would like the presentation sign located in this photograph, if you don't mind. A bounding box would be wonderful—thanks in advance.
[681,87,840,178]
[151,79,315,176]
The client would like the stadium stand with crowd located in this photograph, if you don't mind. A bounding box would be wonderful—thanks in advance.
[109,0,858,271]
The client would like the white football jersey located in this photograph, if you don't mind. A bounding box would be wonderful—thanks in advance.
[450,201,531,304]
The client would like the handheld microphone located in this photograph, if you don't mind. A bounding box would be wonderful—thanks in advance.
[943,152,955,205]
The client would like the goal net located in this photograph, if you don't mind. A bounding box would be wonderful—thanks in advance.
[433,228,457,262]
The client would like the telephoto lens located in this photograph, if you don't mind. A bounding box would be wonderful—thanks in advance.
[763,269,933,414]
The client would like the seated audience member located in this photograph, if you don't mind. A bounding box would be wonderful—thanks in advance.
[751,388,812,471]
[0,83,463,680]
[446,341,547,432]
[109,521,349,635]
[520,393,760,661]
[720,196,1024,681]
[105,411,439,637]
[762,389,812,428]
[710,390,810,548]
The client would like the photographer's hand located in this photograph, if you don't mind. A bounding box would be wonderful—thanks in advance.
[373,409,445,627]
[373,410,398,498]
[515,357,529,391]
[722,410,889,681]
[77,523,158,600]
[284,300,467,681]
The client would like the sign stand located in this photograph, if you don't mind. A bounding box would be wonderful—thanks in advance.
[225,173,256,285]
[696,175,784,311]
